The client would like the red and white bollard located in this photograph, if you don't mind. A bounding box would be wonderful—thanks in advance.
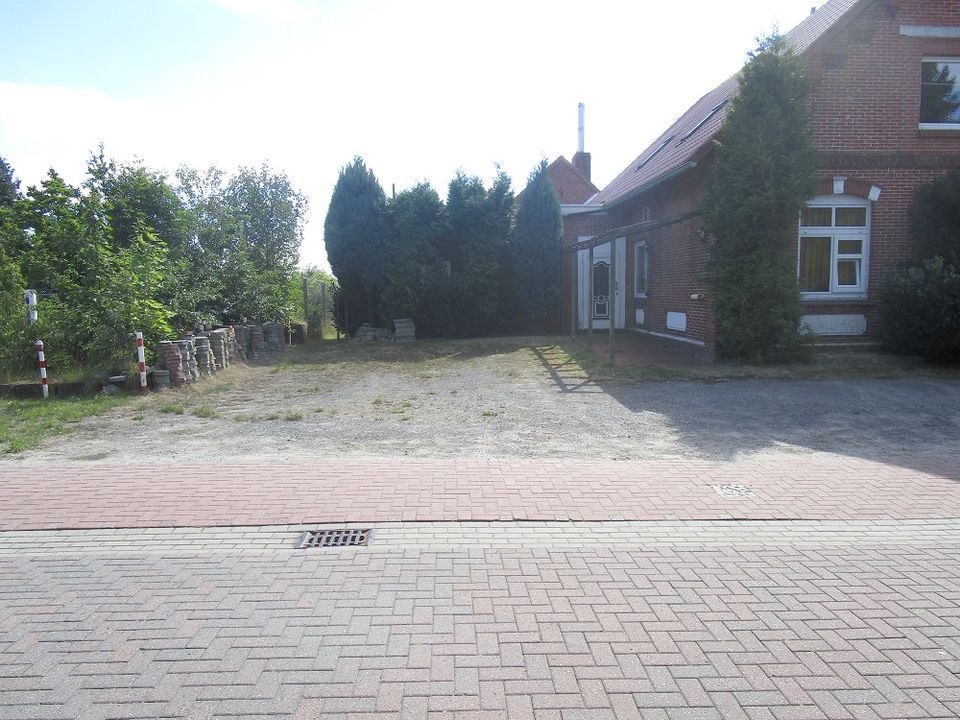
[135,331,148,394]
[36,339,48,399]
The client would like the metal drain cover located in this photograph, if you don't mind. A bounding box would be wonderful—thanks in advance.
[296,528,372,548]
[711,484,755,498]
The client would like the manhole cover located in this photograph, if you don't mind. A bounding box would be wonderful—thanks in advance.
[296,528,372,548]
[711,484,755,498]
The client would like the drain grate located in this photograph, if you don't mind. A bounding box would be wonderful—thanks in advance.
[711,484,755,498]
[296,528,372,549]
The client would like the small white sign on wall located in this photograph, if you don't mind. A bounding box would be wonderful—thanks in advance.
[666,312,687,332]
[801,314,867,336]
[635,309,645,326]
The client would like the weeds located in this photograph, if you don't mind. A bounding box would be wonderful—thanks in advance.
[191,405,219,419]
[1,395,128,454]
[158,402,185,415]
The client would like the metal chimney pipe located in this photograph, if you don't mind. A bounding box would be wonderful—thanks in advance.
[578,103,585,153]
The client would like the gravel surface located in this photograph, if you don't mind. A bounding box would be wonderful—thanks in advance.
[7,336,960,465]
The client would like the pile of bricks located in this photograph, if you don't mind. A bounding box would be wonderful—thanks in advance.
[155,341,188,387]
[193,336,214,376]
[155,323,285,387]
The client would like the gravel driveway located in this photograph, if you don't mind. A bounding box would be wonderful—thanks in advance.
[7,337,960,465]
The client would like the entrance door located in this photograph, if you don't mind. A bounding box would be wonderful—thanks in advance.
[577,238,625,329]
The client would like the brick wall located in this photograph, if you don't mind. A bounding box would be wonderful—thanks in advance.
[598,0,960,354]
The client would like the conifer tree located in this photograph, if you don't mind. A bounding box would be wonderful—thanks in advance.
[700,35,816,362]
[512,159,562,331]
[323,157,387,332]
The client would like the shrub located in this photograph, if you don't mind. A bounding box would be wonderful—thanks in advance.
[909,169,960,268]
[879,257,960,363]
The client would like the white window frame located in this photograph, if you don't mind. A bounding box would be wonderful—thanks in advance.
[633,241,648,299]
[919,56,960,130]
[797,195,870,300]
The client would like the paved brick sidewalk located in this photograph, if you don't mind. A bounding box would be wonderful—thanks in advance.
[1,456,958,531]
[2,521,959,720]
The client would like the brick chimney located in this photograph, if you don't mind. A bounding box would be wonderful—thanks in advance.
[572,102,591,181]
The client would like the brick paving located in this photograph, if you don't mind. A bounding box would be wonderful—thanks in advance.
[1,455,959,531]
[1,521,959,720]
[2,454,960,718]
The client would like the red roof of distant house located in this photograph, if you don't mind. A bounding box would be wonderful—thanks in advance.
[541,155,600,205]
[594,0,867,207]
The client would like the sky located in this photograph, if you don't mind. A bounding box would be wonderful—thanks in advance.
[1,0,820,271]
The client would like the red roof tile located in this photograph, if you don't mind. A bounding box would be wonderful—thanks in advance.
[593,0,867,207]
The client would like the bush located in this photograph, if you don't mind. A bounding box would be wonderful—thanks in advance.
[880,257,960,363]
[909,168,960,268]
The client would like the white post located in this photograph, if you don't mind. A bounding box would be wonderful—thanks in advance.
[135,331,147,394]
[36,339,48,399]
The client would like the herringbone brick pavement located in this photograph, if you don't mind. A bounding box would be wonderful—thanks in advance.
[1,523,958,720]
[1,455,959,530]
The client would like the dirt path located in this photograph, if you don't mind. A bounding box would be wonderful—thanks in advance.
[6,337,960,465]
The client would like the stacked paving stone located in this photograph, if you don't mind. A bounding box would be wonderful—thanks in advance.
[193,336,214,376]
[225,326,240,363]
[231,325,248,362]
[156,341,188,387]
[393,318,416,343]
[354,323,394,341]
[208,329,229,370]
[175,338,199,383]
[262,322,285,353]
[249,325,265,360]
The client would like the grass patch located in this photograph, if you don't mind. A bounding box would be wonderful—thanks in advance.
[262,412,282,420]
[284,412,304,421]
[0,395,128,454]
[314,407,325,413]
[132,414,145,421]
[481,410,499,417]
[158,402,185,415]
[200,381,234,395]
[190,405,219,419]
[233,413,255,422]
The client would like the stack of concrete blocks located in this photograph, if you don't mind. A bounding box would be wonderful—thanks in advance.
[262,322,285,354]
[224,326,239,364]
[193,335,215,376]
[231,325,248,362]
[208,329,229,371]
[393,318,416,343]
[175,338,199,383]
[156,341,188,387]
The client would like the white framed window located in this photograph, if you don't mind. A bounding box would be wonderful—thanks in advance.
[920,57,960,129]
[634,241,648,298]
[798,195,870,298]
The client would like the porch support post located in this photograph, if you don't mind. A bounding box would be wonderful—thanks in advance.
[570,251,577,338]
[608,242,616,364]
[587,245,594,345]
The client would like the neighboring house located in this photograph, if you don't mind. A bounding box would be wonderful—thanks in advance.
[558,0,960,356]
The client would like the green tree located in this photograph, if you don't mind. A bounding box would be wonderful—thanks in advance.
[0,157,26,376]
[700,35,816,362]
[909,168,960,268]
[323,157,387,333]
[444,170,514,336]
[512,159,562,331]
[377,182,450,334]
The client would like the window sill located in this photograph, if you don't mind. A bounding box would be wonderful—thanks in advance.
[918,125,960,138]
[634,293,648,301]
[800,296,874,306]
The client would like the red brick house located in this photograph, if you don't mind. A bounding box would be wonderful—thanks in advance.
[558,0,960,356]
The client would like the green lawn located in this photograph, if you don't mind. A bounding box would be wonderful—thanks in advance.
[0,395,129,454]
